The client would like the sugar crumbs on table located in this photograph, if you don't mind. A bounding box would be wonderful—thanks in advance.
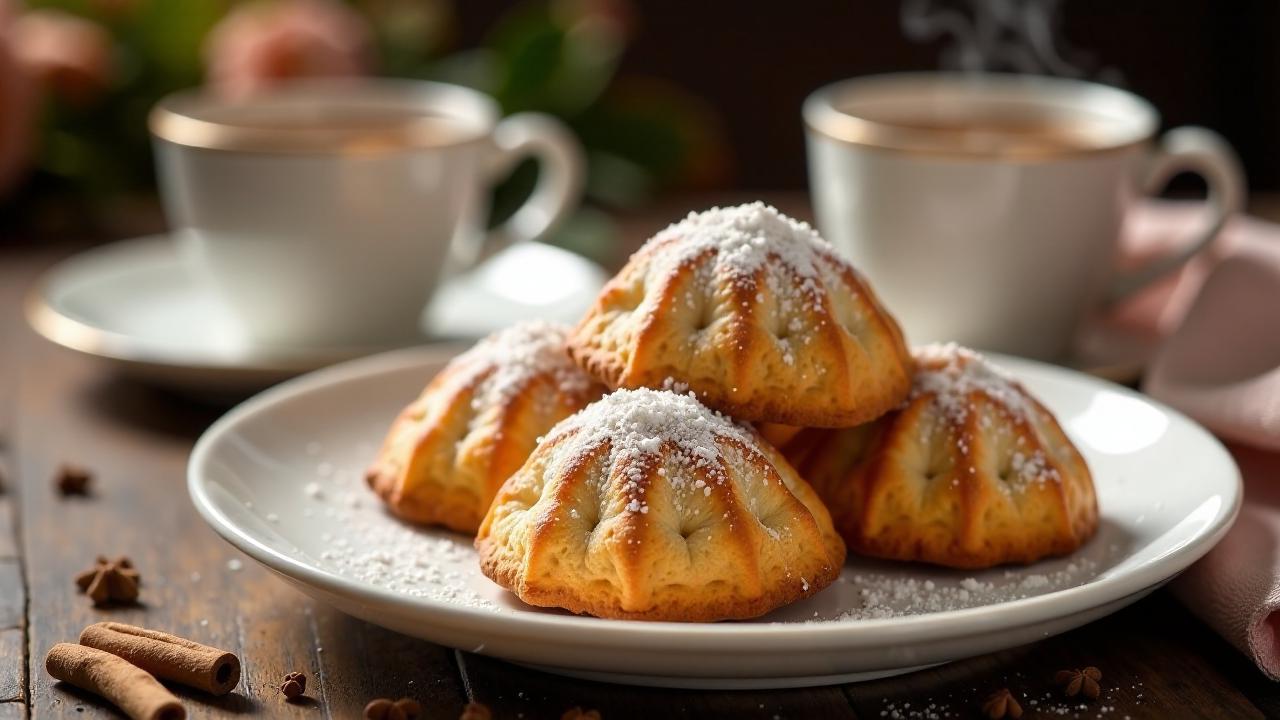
[54,463,93,496]
[459,701,493,720]
[561,708,602,720]
[226,558,243,572]
[74,556,139,606]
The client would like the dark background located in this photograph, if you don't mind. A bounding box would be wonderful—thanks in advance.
[462,0,1280,191]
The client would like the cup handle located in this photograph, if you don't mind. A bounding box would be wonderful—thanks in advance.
[1107,126,1245,303]
[476,113,586,261]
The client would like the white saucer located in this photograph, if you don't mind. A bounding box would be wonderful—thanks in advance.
[189,348,1241,688]
[26,236,464,395]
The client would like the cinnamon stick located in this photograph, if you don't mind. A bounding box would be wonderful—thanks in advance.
[45,643,185,720]
[79,622,241,695]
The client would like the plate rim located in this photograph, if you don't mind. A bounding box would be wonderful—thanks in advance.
[188,346,1243,650]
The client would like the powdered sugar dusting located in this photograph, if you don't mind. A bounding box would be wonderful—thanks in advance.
[641,203,846,320]
[912,343,1037,425]
[298,460,499,610]
[545,388,757,514]
[650,202,834,278]
[451,321,594,410]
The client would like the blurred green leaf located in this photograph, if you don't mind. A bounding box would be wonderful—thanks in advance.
[486,1,622,115]
[584,150,652,208]
[363,0,456,76]
[129,0,224,86]
[426,48,501,94]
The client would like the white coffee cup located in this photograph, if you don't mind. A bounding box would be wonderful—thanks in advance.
[804,73,1245,360]
[151,79,584,348]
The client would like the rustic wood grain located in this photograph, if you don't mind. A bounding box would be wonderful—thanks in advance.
[8,252,468,718]
[0,243,39,718]
[0,629,24,703]
[456,652,859,720]
[0,563,21,631]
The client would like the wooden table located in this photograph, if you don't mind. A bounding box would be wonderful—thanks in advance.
[2,200,1279,719]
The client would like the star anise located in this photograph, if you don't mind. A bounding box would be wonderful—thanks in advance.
[75,556,140,606]
[1055,666,1102,699]
[278,671,306,700]
[363,697,421,720]
[55,464,93,496]
[981,688,1022,719]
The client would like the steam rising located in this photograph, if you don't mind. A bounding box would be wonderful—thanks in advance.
[901,0,1122,83]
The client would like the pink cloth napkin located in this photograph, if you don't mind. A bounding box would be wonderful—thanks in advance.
[1099,201,1280,678]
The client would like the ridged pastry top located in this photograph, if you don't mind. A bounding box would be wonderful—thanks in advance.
[776,343,1096,569]
[364,321,604,533]
[568,203,913,427]
[476,387,846,620]
[541,387,755,508]
[911,343,1060,487]
[913,343,1035,422]
[447,321,596,410]
[647,202,838,310]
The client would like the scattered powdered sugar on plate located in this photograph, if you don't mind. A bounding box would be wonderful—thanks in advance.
[823,557,1099,622]
[297,458,500,611]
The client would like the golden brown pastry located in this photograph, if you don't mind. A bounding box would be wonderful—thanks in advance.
[476,387,846,621]
[779,344,1097,569]
[567,202,912,427]
[366,321,605,534]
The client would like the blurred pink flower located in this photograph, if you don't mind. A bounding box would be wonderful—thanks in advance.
[9,8,115,105]
[0,3,37,196]
[205,0,374,100]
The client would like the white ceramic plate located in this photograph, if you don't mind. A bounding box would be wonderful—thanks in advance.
[189,348,1241,689]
